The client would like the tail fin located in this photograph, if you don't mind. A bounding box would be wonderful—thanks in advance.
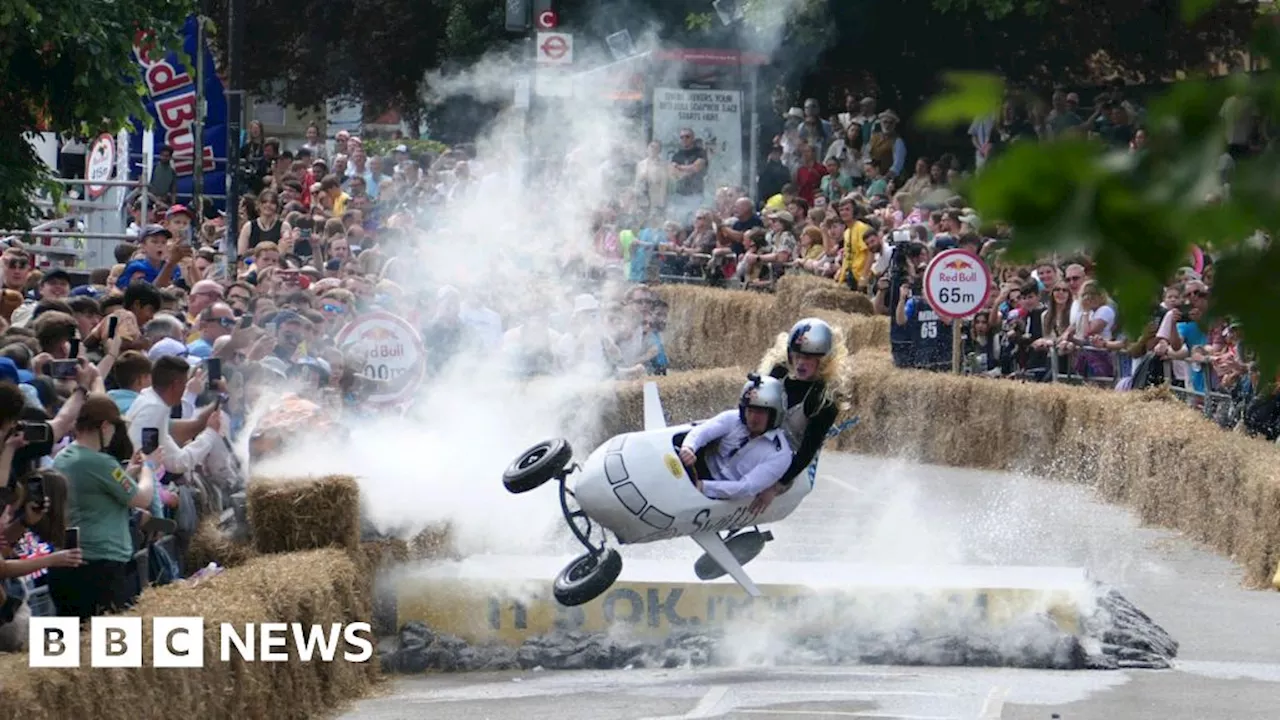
[643,381,667,431]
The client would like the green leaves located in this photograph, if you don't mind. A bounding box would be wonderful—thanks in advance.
[915,72,1005,130]
[1180,0,1221,24]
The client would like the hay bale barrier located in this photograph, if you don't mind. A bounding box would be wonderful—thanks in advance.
[186,517,258,571]
[655,284,780,371]
[840,347,1280,589]
[2,550,377,720]
[247,475,361,555]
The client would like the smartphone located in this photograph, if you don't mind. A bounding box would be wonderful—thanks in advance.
[65,527,79,550]
[25,476,43,501]
[205,357,222,385]
[68,337,80,359]
[170,403,183,420]
[49,359,79,379]
[19,422,50,444]
[141,427,160,455]
[107,315,119,339]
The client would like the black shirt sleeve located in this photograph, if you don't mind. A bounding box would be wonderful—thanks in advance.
[779,401,838,487]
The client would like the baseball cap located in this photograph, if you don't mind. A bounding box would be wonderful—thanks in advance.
[395,144,408,153]
[147,337,199,366]
[0,357,34,385]
[78,393,122,427]
[141,223,172,239]
[165,204,195,220]
[273,310,305,327]
[40,268,71,285]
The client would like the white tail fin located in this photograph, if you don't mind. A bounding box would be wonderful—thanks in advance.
[643,381,667,431]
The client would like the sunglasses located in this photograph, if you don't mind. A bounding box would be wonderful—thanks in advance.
[322,303,346,314]
[212,317,237,328]
[5,259,29,269]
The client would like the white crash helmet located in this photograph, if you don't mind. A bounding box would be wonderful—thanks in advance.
[738,374,787,431]
[787,318,834,358]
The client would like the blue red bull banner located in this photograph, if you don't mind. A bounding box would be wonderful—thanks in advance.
[129,15,227,208]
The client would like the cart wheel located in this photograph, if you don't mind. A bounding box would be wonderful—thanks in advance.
[553,548,623,607]
[503,438,573,494]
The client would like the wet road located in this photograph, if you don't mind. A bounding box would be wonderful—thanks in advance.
[338,454,1280,720]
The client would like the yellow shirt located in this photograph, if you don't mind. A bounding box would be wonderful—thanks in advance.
[835,221,870,288]
[333,192,350,216]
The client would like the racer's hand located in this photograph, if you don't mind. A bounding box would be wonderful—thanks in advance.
[749,484,780,515]
[678,446,697,467]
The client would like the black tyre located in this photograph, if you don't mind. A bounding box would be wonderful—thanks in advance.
[694,530,769,580]
[553,548,623,607]
[503,438,573,494]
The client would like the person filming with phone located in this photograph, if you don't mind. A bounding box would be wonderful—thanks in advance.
[124,356,222,480]
[0,468,83,634]
[48,394,158,619]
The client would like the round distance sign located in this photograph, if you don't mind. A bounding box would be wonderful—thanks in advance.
[334,311,427,406]
[923,248,992,320]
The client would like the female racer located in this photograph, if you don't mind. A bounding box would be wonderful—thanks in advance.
[750,318,851,510]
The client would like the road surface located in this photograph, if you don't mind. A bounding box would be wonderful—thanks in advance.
[338,453,1280,720]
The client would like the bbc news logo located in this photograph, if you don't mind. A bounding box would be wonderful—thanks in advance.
[28,617,374,668]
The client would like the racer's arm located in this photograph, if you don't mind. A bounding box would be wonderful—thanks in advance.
[702,442,791,500]
[778,401,838,487]
[681,410,736,453]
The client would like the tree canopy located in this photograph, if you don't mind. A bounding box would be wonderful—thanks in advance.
[0,0,188,229]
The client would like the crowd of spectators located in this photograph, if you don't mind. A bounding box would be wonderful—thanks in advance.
[0,127,677,651]
[586,86,1268,435]
[0,81,1269,650]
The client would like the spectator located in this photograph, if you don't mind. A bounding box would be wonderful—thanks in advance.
[148,145,178,207]
[107,351,152,414]
[47,394,156,619]
[187,303,236,360]
[124,356,222,480]
[669,128,708,224]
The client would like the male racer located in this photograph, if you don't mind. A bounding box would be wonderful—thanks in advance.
[678,375,791,500]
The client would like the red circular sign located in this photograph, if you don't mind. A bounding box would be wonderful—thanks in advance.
[922,248,992,320]
[537,10,558,29]
[540,35,568,59]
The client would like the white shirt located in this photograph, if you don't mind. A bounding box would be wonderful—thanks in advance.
[124,387,219,475]
[681,410,792,500]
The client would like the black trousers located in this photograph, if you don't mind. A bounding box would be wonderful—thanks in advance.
[47,560,139,620]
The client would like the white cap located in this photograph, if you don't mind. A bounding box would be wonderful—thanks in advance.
[148,338,200,366]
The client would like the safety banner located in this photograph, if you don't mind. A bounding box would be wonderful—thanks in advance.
[129,14,228,208]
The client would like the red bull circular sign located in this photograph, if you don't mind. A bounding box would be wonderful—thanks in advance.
[334,311,427,406]
[923,248,991,320]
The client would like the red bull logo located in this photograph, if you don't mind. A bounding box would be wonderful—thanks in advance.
[359,327,396,342]
[943,259,973,270]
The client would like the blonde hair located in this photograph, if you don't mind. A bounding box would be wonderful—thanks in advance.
[755,323,852,408]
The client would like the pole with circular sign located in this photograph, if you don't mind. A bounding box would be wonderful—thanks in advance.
[334,311,427,407]
[922,248,992,373]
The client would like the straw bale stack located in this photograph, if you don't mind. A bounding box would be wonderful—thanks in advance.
[2,550,377,720]
[775,274,875,317]
[603,368,749,439]
[185,517,258,570]
[841,348,1280,588]
[246,475,361,555]
[654,284,781,370]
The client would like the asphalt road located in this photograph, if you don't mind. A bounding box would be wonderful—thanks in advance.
[338,453,1280,720]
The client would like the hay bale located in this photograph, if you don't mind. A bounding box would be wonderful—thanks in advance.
[655,284,781,370]
[409,524,459,560]
[2,549,377,720]
[247,475,361,555]
[186,517,258,570]
[842,348,1280,589]
[800,287,876,316]
[603,368,748,438]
